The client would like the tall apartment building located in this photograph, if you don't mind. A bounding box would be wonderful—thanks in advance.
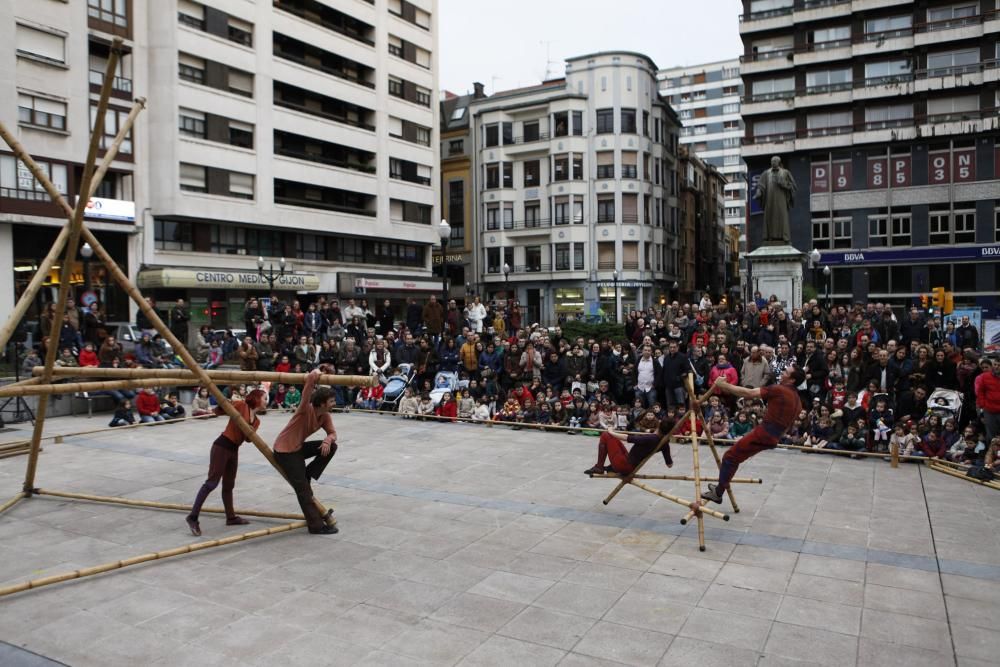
[1,0,142,323]
[469,52,682,325]
[659,59,748,275]
[1,0,441,331]
[678,147,729,301]
[739,0,1000,311]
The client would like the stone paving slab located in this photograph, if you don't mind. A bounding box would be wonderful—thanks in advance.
[0,411,998,665]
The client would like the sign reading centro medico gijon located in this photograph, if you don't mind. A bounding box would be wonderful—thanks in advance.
[136,268,321,291]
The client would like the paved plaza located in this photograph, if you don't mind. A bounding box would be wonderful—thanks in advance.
[0,411,998,666]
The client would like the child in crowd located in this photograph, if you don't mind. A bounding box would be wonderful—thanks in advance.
[398,387,418,418]
[537,402,553,427]
[458,390,475,420]
[270,384,288,409]
[417,392,435,420]
[354,383,382,410]
[282,384,302,410]
[191,387,213,416]
[108,399,136,427]
[585,402,602,429]
[495,397,521,424]
[729,411,752,440]
[833,423,866,453]
[160,393,186,420]
[78,342,99,367]
[829,378,847,411]
[471,396,492,423]
[889,424,919,456]
[136,387,165,423]
[807,416,833,449]
[435,391,458,422]
[868,398,894,453]
[708,413,729,440]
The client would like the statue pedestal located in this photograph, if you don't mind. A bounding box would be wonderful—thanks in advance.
[747,245,805,309]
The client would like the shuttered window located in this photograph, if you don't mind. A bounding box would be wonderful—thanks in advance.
[16,24,65,64]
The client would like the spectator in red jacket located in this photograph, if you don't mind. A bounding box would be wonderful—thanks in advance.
[78,342,99,367]
[136,387,166,423]
[435,391,458,422]
[975,357,1000,442]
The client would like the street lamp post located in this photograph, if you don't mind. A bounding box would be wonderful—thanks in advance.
[823,265,831,310]
[437,219,451,306]
[672,280,679,303]
[808,248,821,294]
[257,256,287,291]
[80,242,94,295]
[502,262,510,303]
[612,269,620,323]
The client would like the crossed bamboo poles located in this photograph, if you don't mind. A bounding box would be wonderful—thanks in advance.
[0,49,373,598]
[588,375,761,551]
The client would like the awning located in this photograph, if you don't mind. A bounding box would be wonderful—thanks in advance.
[136,268,321,291]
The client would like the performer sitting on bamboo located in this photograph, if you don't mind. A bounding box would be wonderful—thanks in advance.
[186,388,268,536]
[701,366,805,504]
[584,419,674,476]
[273,367,339,535]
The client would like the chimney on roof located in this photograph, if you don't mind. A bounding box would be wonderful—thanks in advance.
[473,81,486,99]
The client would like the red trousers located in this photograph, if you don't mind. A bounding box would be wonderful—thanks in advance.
[718,425,779,492]
[596,432,635,475]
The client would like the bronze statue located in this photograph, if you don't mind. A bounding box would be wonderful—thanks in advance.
[755,156,796,245]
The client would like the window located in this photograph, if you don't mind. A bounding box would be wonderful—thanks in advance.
[388,76,403,98]
[178,0,204,29]
[485,163,499,189]
[806,68,852,92]
[751,77,794,101]
[553,111,568,137]
[553,154,569,182]
[752,118,795,138]
[390,199,431,225]
[501,122,513,145]
[228,120,254,148]
[523,121,540,143]
[503,204,514,230]
[228,15,253,47]
[154,219,193,251]
[620,108,637,134]
[596,109,614,134]
[179,163,207,193]
[525,245,542,272]
[928,3,979,26]
[502,162,512,188]
[864,15,911,37]
[229,172,254,199]
[448,139,463,156]
[486,247,500,273]
[572,153,583,181]
[17,93,66,131]
[869,215,887,247]
[573,244,584,270]
[523,160,539,186]
[525,203,541,227]
[555,243,570,271]
[955,209,975,243]
[809,25,850,47]
[178,53,205,84]
[927,49,979,76]
[415,86,431,107]
[554,199,569,225]
[722,103,739,114]
[806,111,852,136]
[929,206,951,245]
[295,234,325,261]
[864,60,912,85]
[812,214,851,249]
[750,0,793,15]
[484,124,499,147]
[448,180,464,228]
[927,95,979,122]
[88,0,129,29]
[450,106,466,121]
[228,68,254,97]
[574,200,583,224]
[572,111,582,136]
[864,104,913,129]
[621,151,638,179]
[485,205,498,230]
[596,151,614,179]
[751,35,793,58]
[597,196,615,223]
[15,24,66,65]
[178,108,206,138]
[0,155,68,201]
[90,105,133,154]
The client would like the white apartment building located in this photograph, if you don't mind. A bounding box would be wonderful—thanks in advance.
[470,52,682,325]
[658,59,747,265]
[1,0,440,331]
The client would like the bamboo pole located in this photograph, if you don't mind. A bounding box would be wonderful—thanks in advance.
[686,375,740,514]
[2,377,44,389]
[587,472,761,483]
[34,489,305,520]
[600,408,692,506]
[0,378,186,398]
[0,520,307,598]
[928,461,1000,491]
[0,440,29,452]
[77,227,336,526]
[0,448,33,460]
[15,44,122,495]
[680,508,697,525]
[686,379,707,551]
[890,440,899,468]
[33,366,375,388]
[0,492,25,515]
[629,480,729,521]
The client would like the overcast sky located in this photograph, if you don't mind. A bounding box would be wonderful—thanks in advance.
[438,0,743,96]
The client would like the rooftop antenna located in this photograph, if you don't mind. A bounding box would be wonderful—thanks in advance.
[541,40,560,81]
[490,75,503,94]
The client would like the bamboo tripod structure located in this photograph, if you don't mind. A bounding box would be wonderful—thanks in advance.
[0,53,374,597]
[589,375,753,551]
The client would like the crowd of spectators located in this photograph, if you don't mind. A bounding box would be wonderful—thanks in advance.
[16,290,1000,478]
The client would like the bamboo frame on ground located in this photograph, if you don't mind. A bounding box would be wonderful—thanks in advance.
[928,460,1000,491]
[0,62,351,597]
[34,489,306,520]
[0,520,307,598]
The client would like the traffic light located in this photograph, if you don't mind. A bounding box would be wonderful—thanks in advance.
[944,292,954,315]
[931,287,946,311]
[920,294,929,310]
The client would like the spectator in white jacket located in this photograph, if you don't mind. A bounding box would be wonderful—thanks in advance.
[465,296,487,333]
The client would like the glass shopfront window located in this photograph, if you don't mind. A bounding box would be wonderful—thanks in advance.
[554,288,585,317]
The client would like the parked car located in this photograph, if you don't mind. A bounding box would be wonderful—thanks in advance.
[107,322,173,355]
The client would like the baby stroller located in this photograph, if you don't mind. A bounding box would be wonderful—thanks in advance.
[430,370,468,406]
[379,364,414,412]
[925,388,963,425]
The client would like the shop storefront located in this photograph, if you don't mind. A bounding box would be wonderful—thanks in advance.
[554,288,586,320]
[341,275,445,318]
[136,267,322,329]
[595,280,653,322]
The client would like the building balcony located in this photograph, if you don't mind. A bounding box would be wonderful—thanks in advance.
[741,92,795,116]
[483,218,553,233]
[851,0,910,11]
[795,125,853,150]
[793,0,851,23]
[917,107,997,136]
[514,264,551,274]
[795,83,852,107]
[793,40,852,66]
[914,14,984,46]
[853,74,915,100]
[89,69,133,97]
[914,63,984,92]
[986,59,1000,83]
[738,7,793,34]
[739,49,795,75]
[851,30,913,57]
[986,9,1000,33]
[741,132,796,158]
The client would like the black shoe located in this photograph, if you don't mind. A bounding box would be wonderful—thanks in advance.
[584,465,604,475]
[701,484,723,504]
[309,524,339,535]
[186,516,201,537]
